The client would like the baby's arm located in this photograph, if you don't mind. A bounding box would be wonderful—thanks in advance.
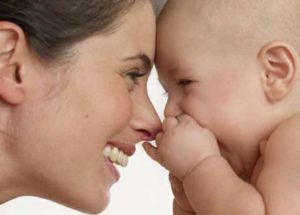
[144,114,266,214]
[254,115,300,214]
[145,113,300,215]
[164,114,300,215]
[173,200,195,215]
[183,154,265,215]
[169,173,196,215]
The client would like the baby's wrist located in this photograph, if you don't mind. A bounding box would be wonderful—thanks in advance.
[182,155,225,182]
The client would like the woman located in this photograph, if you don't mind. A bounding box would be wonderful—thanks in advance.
[0,0,160,214]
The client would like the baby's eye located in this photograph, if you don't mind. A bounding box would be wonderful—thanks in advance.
[177,79,193,87]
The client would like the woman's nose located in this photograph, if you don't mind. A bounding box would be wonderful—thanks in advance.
[132,99,162,141]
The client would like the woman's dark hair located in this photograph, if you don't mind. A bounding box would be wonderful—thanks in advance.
[0,0,138,62]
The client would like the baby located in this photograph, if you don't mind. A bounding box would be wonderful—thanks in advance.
[144,0,300,214]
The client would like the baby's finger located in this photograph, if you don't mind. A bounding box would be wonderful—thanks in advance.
[143,142,159,162]
[162,117,178,132]
[155,132,163,146]
[176,114,195,124]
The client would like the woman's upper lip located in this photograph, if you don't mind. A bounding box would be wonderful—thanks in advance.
[107,141,136,156]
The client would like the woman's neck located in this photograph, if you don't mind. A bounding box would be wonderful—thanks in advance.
[0,146,26,205]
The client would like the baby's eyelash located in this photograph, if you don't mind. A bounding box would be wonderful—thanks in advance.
[177,79,193,86]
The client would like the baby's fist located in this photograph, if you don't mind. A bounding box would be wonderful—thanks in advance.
[144,114,221,180]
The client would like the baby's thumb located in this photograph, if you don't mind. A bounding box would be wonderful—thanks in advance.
[143,142,159,162]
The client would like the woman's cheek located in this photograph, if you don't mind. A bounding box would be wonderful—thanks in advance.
[117,95,132,128]
[108,84,133,134]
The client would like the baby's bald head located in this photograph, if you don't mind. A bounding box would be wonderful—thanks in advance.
[158,0,300,54]
[155,0,300,184]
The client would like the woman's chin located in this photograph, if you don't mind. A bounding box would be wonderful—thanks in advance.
[51,186,111,214]
[85,193,110,214]
[78,191,110,214]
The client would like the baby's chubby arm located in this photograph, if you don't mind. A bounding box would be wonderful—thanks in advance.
[143,114,265,215]
[169,173,195,215]
[182,153,265,215]
[255,114,300,215]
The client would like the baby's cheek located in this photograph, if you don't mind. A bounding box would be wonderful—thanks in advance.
[182,88,232,122]
[181,95,207,125]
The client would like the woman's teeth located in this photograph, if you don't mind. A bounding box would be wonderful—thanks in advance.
[103,145,129,167]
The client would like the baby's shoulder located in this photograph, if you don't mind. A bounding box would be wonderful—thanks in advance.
[270,114,300,142]
[263,113,300,163]
[251,115,300,184]
[255,114,300,209]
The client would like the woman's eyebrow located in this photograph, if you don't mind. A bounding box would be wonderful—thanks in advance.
[123,53,153,71]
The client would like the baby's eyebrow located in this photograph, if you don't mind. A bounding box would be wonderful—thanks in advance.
[123,53,153,71]
[164,66,179,75]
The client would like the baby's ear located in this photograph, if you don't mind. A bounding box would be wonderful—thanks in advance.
[0,22,25,105]
[258,41,299,102]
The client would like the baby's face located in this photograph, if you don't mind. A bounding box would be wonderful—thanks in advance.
[156,0,276,180]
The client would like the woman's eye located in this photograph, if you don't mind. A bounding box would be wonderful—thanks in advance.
[127,70,147,84]
[125,70,147,92]
[177,79,193,87]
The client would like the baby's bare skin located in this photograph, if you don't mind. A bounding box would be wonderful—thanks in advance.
[144,114,300,214]
[146,0,300,214]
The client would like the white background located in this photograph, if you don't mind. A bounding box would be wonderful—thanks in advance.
[0,69,173,215]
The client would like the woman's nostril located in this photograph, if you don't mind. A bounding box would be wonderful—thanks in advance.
[138,129,154,140]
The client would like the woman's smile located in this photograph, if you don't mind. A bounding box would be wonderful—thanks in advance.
[103,142,137,181]
[0,0,161,213]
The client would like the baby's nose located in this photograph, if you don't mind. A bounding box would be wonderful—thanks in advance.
[164,98,182,118]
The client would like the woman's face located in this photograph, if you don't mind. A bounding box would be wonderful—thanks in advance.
[9,1,160,213]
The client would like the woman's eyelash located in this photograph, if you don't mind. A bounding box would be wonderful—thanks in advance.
[127,70,147,84]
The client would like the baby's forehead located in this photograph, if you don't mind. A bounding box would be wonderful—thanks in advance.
[158,0,300,57]
[159,0,299,34]
[156,63,194,81]
[157,0,247,43]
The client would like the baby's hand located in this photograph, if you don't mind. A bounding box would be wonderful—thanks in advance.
[143,114,220,180]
